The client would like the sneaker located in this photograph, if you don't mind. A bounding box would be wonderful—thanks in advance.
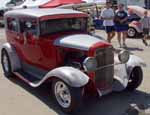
[119,42,122,48]
[142,39,148,46]
[123,43,127,48]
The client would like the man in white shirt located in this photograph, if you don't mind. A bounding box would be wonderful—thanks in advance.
[101,1,115,43]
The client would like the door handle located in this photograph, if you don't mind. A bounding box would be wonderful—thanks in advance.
[24,36,27,45]
[23,32,27,45]
[16,35,20,39]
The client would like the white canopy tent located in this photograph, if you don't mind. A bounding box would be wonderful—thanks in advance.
[14,0,50,9]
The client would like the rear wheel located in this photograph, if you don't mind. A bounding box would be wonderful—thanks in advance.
[128,27,137,38]
[126,67,143,91]
[1,49,13,77]
[52,79,83,113]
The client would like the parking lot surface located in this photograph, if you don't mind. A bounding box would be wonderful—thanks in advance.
[0,28,150,115]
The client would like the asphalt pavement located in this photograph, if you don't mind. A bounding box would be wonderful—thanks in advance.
[0,28,150,115]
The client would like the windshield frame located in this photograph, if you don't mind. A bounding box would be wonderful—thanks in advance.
[39,17,88,36]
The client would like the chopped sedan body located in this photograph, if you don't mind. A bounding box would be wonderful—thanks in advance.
[1,8,146,113]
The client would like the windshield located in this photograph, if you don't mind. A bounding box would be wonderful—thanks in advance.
[40,18,87,36]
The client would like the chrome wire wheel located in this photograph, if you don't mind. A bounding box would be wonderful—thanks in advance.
[2,53,9,73]
[1,50,13,77]
[128,27,137,38]
[54,81,71,108]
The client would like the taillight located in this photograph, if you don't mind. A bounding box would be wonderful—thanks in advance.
[132,21,141,26]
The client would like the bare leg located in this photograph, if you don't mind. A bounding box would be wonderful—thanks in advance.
[117,32,121,47]
[110,31,115,40]
[143,34,148,46]
[107,32,111,43]
[123,31,127,47]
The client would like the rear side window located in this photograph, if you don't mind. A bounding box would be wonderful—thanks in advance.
[128,13,141,22]
[19,18,38,36]
[7,18,19,32]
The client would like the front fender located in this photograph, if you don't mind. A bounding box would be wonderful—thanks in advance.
[113,55,145,91]
[126,55,146,76]
[31,67,89,88]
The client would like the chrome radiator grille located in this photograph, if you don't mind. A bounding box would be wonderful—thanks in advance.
[95,47,114,89]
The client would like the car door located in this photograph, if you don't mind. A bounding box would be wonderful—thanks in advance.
[6,17,22,53]
[19,18,43,67]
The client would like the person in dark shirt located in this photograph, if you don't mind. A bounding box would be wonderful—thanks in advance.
[115,3,128,47]
[140,11,150,46]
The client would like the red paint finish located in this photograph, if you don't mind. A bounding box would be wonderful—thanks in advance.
[39,0,85,8]
[88,42,111,57]
[5,10,113,96]
[40,14,87,21]
[132,21,141,26]
[87,42,112,92]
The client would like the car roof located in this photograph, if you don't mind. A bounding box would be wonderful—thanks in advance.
[128,5,150,17]
[5,8,87,18]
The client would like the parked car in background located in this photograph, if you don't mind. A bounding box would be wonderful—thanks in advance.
[0,0,23,27]
[0,0,12,26]
[127,6,149,38]
[61,4,146,38]
[2,8,145,113]
[13,0,49,9]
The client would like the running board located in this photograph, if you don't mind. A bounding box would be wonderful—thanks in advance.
[13,70,42,87]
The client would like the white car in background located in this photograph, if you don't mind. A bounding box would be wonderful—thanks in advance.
[0,0,12,27]
[127,6,148,38]
[13,0,50,9]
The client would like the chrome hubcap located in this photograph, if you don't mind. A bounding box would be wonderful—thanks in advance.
[128,28,135,37]
[54,81,71,108]
[3,54,9,72]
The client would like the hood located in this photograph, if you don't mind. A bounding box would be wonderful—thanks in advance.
[54,34,109,51]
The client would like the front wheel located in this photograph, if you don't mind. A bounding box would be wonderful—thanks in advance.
[52,79,83,113]
[126,67,143,91]
[1,49,13,77]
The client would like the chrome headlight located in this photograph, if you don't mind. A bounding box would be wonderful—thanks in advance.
[83,57,97,72]
[118,50,130,63]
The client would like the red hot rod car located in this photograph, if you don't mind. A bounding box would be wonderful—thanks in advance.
[1,8,146,113]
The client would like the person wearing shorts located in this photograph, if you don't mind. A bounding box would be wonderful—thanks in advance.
[114,3,128,47]
[101,1,115,43]
[141,11,150,46]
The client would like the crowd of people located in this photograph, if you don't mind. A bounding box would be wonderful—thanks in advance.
[100,1,150,48]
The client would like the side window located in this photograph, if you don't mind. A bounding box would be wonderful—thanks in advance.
[20,19,37,36]
[7,18,19,32]
[128,13,141,22]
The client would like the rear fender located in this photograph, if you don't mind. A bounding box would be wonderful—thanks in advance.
[129,23,142,33]
[1,43,21,71]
